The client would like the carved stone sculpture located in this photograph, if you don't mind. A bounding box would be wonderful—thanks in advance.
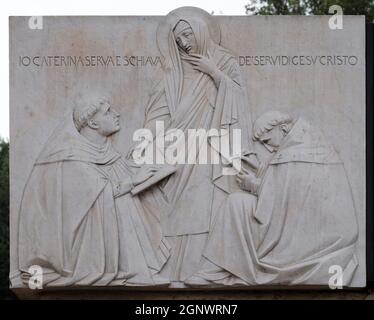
[9,7,365,290]
[188,111,359,286]
[17,97,172,286]
[134,6,255,286]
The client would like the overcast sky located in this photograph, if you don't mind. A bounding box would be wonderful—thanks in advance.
[0,0,249,139]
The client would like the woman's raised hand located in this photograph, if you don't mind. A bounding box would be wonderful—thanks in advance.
[184,54,219,77]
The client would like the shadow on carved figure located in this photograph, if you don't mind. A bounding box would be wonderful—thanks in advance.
[187,111,359,286]
[16,96,174,287]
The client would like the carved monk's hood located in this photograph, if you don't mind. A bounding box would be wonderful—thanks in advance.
[35,115,120,165]
[271,118,342,165]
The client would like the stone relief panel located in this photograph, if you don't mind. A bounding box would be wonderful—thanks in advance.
[9,7,365,288]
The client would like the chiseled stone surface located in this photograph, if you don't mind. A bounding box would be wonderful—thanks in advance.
[9,7,366,293]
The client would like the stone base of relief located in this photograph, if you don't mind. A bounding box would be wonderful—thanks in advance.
[9,7,366,290]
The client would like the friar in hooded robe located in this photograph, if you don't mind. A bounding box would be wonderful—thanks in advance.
[131,8,256,284]
[187,111,359,286]
[17,97,171,287]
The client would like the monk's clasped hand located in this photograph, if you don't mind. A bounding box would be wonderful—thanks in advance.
[236,170,260,194]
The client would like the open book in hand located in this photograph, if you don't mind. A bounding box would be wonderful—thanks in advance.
[131,164,177,196]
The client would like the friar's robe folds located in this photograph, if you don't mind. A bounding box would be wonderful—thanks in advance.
[135,15,253,281]
[17,117,170,287]
[200,118,359,285]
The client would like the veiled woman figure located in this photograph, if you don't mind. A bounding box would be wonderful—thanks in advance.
[134,7,255,284]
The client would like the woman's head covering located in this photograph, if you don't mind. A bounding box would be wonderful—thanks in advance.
[172,17,210,57]
[154,8,221,114]
[157,14,216,114]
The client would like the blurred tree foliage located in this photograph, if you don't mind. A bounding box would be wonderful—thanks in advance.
[245,0,374,22]
[0,138,13,299]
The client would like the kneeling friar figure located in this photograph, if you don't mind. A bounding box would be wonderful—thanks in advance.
[189,111,358,286]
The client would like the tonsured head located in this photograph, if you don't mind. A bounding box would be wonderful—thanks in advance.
[253,111,294,151]
[73,97,120,137]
